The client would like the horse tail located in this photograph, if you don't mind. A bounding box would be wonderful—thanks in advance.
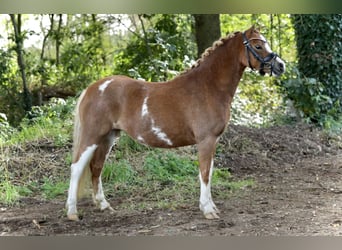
[72,89,87,162]
[72,89,92,199]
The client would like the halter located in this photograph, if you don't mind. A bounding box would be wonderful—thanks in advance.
[242,32,278,75]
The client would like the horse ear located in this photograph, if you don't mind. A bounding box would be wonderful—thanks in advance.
[247,25,258,35]
[251,24,260,33]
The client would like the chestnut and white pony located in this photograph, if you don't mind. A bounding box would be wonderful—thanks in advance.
[66,26,285,221]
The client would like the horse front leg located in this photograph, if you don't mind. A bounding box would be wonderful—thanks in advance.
[197,136,220,219]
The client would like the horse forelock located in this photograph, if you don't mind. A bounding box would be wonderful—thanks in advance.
[182,32,237,74]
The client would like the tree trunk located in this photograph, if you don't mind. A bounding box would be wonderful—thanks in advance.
[40,14,54,61]
[193,14,221,57]
[56,14,63,66]
[9,14,32,112]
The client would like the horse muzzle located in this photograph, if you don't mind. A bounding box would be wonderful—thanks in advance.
[259,56,285,77]
[270,57,286,76]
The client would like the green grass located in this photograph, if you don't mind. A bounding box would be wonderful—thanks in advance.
[0,179,19,205]
[41,178,69,200]
[5,117,72,147]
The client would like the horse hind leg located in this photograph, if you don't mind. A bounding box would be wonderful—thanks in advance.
[90,129,120,213]
[66,144,98,221]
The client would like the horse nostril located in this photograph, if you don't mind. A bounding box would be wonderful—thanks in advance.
[279,62,284,71]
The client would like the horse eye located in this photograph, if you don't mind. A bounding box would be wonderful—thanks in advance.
[255,45,262,50]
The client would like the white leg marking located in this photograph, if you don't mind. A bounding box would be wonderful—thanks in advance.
[151,118,173,146]
[141,97,149,117]
[92,177,113,211]
[66,144,98,219]
[199,160,219,219]
[98,79,112,93]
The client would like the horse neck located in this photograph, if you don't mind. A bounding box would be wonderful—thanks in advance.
[183,33,246,100]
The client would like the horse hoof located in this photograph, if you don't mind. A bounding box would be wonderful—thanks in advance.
[204,212,220,220]
[107,206,115,214]
[67,214,80,221]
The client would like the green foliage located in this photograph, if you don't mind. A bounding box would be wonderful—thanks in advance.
[113,14,196,81]
[288,14,342,127]
[281,64,339,128]
[0,113,15,144]
[0,49,26,126]
[231,73,285,127]
[6,98,74,146]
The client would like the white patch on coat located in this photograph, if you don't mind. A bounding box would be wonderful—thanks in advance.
[141,97,149,117]
[66,144,98,217]
[151,118,173,146]
[139,96,172,146]
[260,35,272,53]
[137,135,146,144]
[98,79,112,93]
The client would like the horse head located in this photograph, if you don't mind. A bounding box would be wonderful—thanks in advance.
[242,26,285,76]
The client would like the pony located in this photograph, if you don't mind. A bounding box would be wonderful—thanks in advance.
[66,26,285,221]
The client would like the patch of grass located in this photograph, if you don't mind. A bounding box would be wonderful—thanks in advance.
[0,179,19,205]
[143,150,198,184]
[0,157,19,205]
[41,178,69,200]
[116,133,150,159]
[102,159,137,188]
[6,117,72,147]
[212,168,254,196]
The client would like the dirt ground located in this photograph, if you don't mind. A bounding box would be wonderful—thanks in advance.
[1,124,342,236]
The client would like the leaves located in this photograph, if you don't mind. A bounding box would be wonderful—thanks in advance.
[283,14,342,127]
[113,14,196,82]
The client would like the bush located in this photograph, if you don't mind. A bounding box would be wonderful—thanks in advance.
[289,14,342,127]
[5,97,74,146]
[281,64,340,129]
[0,113,15,144]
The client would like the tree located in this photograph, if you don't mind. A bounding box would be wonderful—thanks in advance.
[283,14,342,126]
[193,14,221,57]
[9,14,32,113]
[113,14,196,81]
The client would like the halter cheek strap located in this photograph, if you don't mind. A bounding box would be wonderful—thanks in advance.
[242,32,278,75]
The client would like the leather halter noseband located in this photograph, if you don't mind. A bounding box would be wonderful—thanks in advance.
[242,32,278,75]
